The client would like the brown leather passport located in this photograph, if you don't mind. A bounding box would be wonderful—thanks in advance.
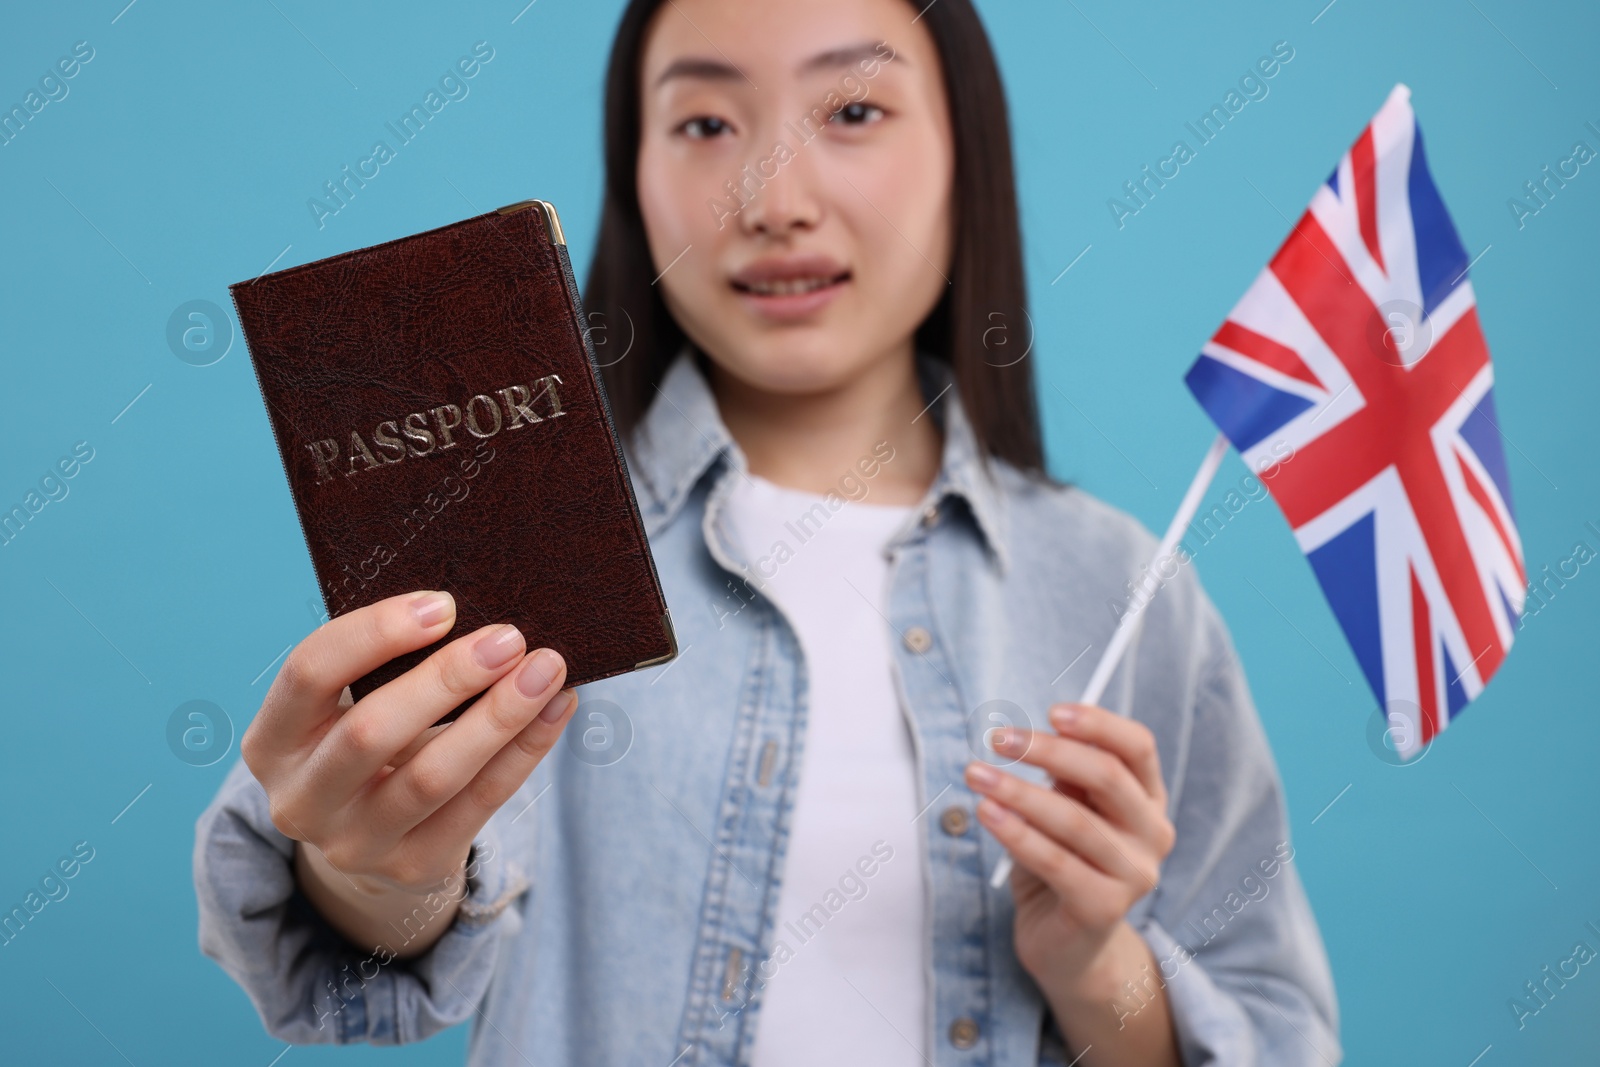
[230,200,676,720]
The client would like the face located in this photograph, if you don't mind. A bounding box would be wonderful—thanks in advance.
[636,0,954,397]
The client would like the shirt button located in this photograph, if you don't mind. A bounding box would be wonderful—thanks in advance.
[920,504,939,528]
[939,806,970,836]
[903,626,932,654]
[949,1016,980,1049]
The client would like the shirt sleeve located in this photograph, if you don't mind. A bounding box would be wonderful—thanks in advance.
[1131,599,1343,1067]
[192,758,530,1045]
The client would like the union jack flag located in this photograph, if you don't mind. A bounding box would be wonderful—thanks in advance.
[1185,84,1524,759]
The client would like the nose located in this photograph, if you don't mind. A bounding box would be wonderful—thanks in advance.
[738,144,822,238]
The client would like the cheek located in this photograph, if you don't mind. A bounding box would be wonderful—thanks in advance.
[636,139,699,250]
[635,137,737,343]
[636,135,742,278]
[842,128,952,304]
[862,106,950,239]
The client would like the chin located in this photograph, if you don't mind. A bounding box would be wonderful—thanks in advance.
[703,327,877,397]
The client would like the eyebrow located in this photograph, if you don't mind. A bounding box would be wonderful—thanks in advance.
[652,40,897,88]
[653,57,745,87]
[800,41,896,74]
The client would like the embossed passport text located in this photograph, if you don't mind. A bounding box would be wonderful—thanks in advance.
[230,200,676,717]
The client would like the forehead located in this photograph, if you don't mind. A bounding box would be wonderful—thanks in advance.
[639,0,930,87]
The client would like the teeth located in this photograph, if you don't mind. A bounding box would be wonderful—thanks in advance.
[746,276,834,296]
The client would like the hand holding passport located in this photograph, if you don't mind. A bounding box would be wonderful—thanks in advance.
[227,201,678,944]
[231,199,677,719]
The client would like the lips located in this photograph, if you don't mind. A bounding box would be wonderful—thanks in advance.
[729,254,851,297]
[738,275,842,296]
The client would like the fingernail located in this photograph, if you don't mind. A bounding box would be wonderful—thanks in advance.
[978,799,1010,825]
[966,762,999,790]
[538,689,576,724]
[1051,705,1079,729]
[411,590,454,627]
[515,648,563,698]
[474,625,525,669]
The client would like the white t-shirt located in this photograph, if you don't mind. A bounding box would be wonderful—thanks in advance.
[724,471,929,1067]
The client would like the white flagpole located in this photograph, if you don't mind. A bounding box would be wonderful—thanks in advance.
[988,433,1230,889]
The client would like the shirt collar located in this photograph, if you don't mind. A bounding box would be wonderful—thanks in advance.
[627,346,1010,574]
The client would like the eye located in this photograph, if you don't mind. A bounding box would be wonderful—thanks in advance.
[830,102,884,126]
[679,115,732,139]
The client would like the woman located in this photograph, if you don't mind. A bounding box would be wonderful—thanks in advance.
[195,0,1340,1064]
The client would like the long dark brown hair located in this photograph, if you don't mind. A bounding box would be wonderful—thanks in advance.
[584,0,1045,476]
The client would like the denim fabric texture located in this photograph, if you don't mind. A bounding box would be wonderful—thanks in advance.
[194,349,1341,1066]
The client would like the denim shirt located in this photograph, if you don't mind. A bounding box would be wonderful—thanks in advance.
[194,349,1341,1067]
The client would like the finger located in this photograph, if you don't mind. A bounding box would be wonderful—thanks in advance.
[974,797,1127,930]
[965,762,1155,887]
[366,648,569,834]
[387,723,450,769]
[312,622,527,800]
[257,590,457,743]
[1049,704,1166,800]
[992,727,1160,838]
[405,682,580,856]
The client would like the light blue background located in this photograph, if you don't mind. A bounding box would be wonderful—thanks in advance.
[2,1,1596,1063]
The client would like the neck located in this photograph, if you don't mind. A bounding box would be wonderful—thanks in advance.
[707,346,943,506]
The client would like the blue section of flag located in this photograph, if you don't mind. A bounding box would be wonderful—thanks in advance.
[1327,165,1340,196]
[1407,125,1470,317]
[1443,642,1470,720]
[1184,355,1315,452]
[1460,388,1516,523]
[1499,582,1522,631]
[1306,512,1386,701]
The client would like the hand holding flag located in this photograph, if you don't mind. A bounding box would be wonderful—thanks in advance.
[991,82,1521,889]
